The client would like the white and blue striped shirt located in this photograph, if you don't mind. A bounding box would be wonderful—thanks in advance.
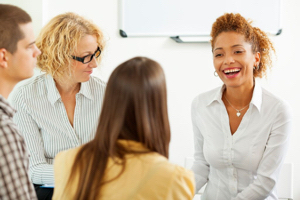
[10,74,106,184]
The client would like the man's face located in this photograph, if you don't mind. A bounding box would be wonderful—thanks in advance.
[6,22,41,83]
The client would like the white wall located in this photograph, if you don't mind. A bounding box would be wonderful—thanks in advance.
[0,0,43,36]
[3,0,300,199]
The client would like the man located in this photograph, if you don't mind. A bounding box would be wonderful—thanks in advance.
[0,4,40,200]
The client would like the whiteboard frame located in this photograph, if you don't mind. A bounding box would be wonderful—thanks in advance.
[119,0,282,40]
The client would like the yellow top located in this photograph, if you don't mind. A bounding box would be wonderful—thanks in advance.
[53,140,195,200]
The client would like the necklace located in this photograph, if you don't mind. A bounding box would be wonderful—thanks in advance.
[224,95,249,117]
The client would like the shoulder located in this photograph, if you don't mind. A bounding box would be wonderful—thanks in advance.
[0,112,13,130]
[10,74,46,102]
[89,75,106,88]
[262,88,287,103]
[164,163,195,198]
[0,116,24,152]
[136,153,195,198]
[260,88,292,127]
[147,153,194,182]
[0,101,18,135]
[171,164,195,183]
[168,162,195,181]
[54,146,82,172]
[15,74,46,92]
[192,86,221,108]
[55,146,81,164]
[261,88,291,113]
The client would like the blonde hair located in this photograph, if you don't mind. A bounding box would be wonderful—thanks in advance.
[36,12,105,80]
[210,13,275,78]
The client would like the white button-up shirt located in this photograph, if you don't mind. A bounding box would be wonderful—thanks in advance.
[10,74,106,185]
[191,82,292,200]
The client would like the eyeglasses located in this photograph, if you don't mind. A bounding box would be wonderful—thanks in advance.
[71,47,101,64]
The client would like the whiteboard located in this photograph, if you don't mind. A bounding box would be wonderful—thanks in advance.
[119,0,282,37]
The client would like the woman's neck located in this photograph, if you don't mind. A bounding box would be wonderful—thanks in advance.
[223,82,254,108]
[54,78,81,96]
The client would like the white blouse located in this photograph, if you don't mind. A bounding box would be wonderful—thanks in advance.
[10,74,106,185]
[191,82,292,200]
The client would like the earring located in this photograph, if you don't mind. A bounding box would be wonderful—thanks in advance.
[253,65,260,70]
[214,71,218,77]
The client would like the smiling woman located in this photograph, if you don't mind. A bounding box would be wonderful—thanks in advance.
[191,13,292,200]
[10,12,106,200]
[213,31,260,93]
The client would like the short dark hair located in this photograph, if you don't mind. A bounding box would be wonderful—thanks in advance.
[0,4,32,54]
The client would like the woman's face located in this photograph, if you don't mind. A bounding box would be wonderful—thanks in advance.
[71,34,98,83]
[212,31,260,89]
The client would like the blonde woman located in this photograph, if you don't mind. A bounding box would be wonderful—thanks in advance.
[11,12,106,200]
[53,57,195,200]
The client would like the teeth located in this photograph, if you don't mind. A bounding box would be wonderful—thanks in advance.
[224,69,240,74]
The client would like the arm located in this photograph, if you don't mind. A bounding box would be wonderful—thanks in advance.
[53,148,79,200]
[53,151,69,200]
[234,101,292,200]
[11,90,54,184]
[168,166,195,200]
[0,123,37,200]
[190,98,210,192]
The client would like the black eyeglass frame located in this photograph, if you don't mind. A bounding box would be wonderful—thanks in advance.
[71,47,101,64]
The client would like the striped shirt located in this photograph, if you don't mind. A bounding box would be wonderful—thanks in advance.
[10,74,106,184]
[0,95,37,200]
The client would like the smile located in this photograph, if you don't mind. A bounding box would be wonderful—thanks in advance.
[222,68,241,78]
[223,68,241,75]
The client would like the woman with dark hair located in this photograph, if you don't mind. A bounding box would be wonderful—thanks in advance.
[53,57,195,200]
[191,13,292,199]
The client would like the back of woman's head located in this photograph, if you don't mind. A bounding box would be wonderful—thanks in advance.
[96,56,170,158]
[66,57,170,200]
[210,13,275,78]
[36,12,105,79]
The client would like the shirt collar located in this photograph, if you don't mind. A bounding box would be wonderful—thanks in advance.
[78,80,93,100]
[45,74,61,105]
[0,95,16,118]
[45,74,94,105]
[251,79,262,112]
[207,85,225,106]
[206,80,262,112]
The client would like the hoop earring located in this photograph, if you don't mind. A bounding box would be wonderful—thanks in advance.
[253,65,260,71]
[214,71,218,77]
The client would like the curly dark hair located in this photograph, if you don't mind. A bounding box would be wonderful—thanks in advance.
[210,13,275,78]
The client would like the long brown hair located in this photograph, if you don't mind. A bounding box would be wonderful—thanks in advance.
[65,57,170,199]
